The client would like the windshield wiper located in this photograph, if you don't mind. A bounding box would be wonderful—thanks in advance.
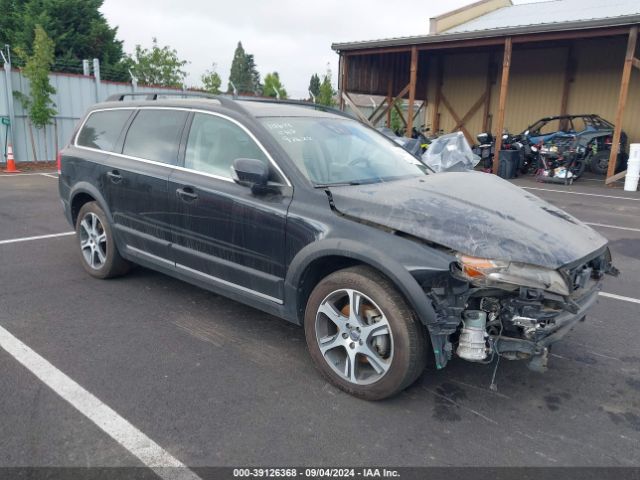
[314,181,363,188]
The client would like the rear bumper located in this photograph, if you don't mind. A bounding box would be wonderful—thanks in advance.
[492,286,600,371]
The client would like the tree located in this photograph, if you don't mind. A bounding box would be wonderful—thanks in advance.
[125,38,188,88]
[308,73,321,101]
[317,66,337,107]
[263,72,287,99]
[2,0,127,80]
[201,64,222,94]
[16,25,57,129]
[228,42,262,95]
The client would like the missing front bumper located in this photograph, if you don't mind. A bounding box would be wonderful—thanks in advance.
[491,288,599,371]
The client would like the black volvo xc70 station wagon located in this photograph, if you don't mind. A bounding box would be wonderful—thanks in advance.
[59,93,617,400]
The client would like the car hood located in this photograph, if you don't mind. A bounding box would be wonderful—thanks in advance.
[328,172,607,270]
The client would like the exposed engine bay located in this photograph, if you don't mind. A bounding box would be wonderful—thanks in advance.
[422,248,619,373]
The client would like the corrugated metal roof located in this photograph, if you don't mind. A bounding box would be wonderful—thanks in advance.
[332,0,640,52]
[445,0,640,34]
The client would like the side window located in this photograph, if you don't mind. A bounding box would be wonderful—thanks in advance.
[185,113,268,178]
[122,109,189,164]
[77,110,132,151]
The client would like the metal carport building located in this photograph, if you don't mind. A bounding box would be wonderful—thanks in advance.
[332,0,640,184]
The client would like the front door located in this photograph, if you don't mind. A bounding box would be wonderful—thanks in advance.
[168,111,292,303]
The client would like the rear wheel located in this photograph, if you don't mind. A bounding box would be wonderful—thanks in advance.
[304,266,427,400]
[588,150,628,175]
[589,151,611,175]
[75,202,130,279]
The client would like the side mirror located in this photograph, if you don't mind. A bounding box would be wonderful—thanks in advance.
[231,158,269,188]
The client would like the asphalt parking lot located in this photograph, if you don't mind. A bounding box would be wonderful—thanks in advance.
[0,171,639,474]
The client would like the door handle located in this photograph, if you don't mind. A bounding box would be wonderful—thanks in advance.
[106,170,122,183]
[176,186,198,202]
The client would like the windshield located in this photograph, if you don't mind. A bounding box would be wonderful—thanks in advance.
[260,117,427,186]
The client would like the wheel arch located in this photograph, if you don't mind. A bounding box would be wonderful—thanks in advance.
[284,239,437,327]
[69,182,113,226]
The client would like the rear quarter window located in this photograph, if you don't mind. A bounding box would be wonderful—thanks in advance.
[76,109,133,152]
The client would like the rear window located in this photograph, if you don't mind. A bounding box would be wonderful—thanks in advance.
[76,110,132,151]
[122,109,188,165]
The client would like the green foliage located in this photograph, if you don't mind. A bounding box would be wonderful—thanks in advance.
[201,64,222,94]
[317,67,337,107]
[308,73,321,100]
[390,100,404,133]
[263,72,287,99]
[1,0,127,80]
[16,25,57,129]
[228,42,262,95]
[125,38,188,88]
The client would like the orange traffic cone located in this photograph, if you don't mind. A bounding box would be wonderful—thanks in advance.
[4,144,20,173]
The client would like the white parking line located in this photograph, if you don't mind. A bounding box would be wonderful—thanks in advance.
[599,292,640,305]
[0,324,201,480]
[41,173,59,179]
[585,222,640,233]
[522,186,640,201]
[0,231,74,245]
[0,172,58,177]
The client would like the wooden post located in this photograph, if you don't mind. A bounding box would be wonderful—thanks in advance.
[482,57,494,133]
[493,37,512,174]
[339,55,348,111]
[606,26,638,183]
[406,46,418,137]
[431,56,443,133]
[386,78,393,127]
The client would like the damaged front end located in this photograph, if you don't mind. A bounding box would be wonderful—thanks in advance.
[421,247,619,372]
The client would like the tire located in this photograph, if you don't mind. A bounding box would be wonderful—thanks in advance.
[75,201,130,279]
[589,151,612,175]
[304,265,427,400]
[572,158,586,179]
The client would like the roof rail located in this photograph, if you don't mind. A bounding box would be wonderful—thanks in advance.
[104,92,357,121]
[105,91,247,113]
[106,91,220,102]
[237,97,357,120]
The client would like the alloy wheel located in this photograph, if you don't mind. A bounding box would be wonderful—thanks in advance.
[315,289,394,385]
[79,212,107,270]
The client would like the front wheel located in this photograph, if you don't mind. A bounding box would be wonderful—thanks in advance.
[75,201,130,279]
[304,266,427,400]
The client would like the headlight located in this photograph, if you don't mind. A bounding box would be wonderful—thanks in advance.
[455,254,570,296]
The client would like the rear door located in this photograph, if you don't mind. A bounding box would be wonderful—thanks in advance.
[168,111,292,303]
[103,108,189,262]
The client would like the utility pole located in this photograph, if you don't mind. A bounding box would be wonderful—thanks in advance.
[1,45,16,160]
[92,58,101,102]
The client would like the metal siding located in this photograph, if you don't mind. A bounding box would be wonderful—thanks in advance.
[436,52,491,135]
[568,37,640,144]
[501,46,567,134]
[421,39,640,144]
[0,71,185,162]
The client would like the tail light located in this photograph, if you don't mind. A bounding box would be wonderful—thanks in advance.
[56,151,62,174]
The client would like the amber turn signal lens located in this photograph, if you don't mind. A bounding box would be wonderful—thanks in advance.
[457,255,498,279]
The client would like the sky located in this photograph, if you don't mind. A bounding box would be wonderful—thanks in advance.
[100,0,540,98]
